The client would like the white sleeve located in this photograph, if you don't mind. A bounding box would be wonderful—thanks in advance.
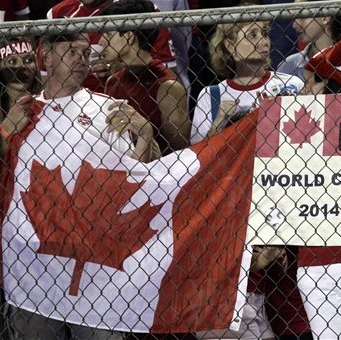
[46,8,53,19]
[106,131,134,157]
[102,101,134,156]
[190,87,214,145]
[295,77,305,92]
[14,7,30,16]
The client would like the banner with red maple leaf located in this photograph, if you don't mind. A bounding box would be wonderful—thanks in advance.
[2,94,341,332]
[249,94,341,246]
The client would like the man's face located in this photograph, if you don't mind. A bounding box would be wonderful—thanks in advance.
[293,0,329,45]
[99,31,130,64]
[48,35,91,88]
[293,16,327,45]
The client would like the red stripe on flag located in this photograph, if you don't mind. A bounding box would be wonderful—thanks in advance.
[323,94,341,156]
[0,100,43,287]
[255,98,282,158]
[152,111,258,332]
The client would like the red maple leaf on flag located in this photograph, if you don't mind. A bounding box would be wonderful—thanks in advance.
[282,104,321,148]
[21,160,162,296]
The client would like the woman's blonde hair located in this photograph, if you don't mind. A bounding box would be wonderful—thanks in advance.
[210,20,271,78]
[209,22,249,79]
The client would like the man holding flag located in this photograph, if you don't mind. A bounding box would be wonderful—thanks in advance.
[0,26,256,338]
[0,31,157,339]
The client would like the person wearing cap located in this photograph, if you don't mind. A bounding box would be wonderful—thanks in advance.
[296,39,341,339]
[0,37,41,121]
[43,0,112,92]
[0,32,154,339]
[303,41,341,95]
[0,35,42,340]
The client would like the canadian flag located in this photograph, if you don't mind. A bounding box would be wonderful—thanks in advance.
[249,94,341,246]
[2,94,341,333]
[0,98,254,333]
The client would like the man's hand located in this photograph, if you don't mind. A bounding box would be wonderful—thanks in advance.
[106,100,154,162]
[91,59,111,79]
[0,95,35,158]
[1,95,35,136]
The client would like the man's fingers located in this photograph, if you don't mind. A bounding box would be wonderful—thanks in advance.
[106,116,130,134]
[107,99,128,111]
[16,95,34,106]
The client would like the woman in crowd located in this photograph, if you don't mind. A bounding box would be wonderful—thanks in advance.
[191,19,302,339]
[191,20,303,143]
[0,37,41,121]
[0,35,41,338]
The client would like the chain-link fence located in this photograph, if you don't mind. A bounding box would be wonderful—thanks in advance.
[1,1,341,339]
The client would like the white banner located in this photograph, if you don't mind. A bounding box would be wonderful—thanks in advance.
[248,94,341,246]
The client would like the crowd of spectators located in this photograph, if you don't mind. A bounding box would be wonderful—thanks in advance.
[0,0,340,339]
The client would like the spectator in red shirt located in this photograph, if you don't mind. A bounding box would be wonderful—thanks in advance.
[99,0,191,156]
[0,0,30,22]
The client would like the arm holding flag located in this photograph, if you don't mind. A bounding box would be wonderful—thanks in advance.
[0,95,35,158]
[205,99,240,139]
[105,100,154,162]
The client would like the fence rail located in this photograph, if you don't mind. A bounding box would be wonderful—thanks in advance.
[0,1,341,36]
[1,1,341,339]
